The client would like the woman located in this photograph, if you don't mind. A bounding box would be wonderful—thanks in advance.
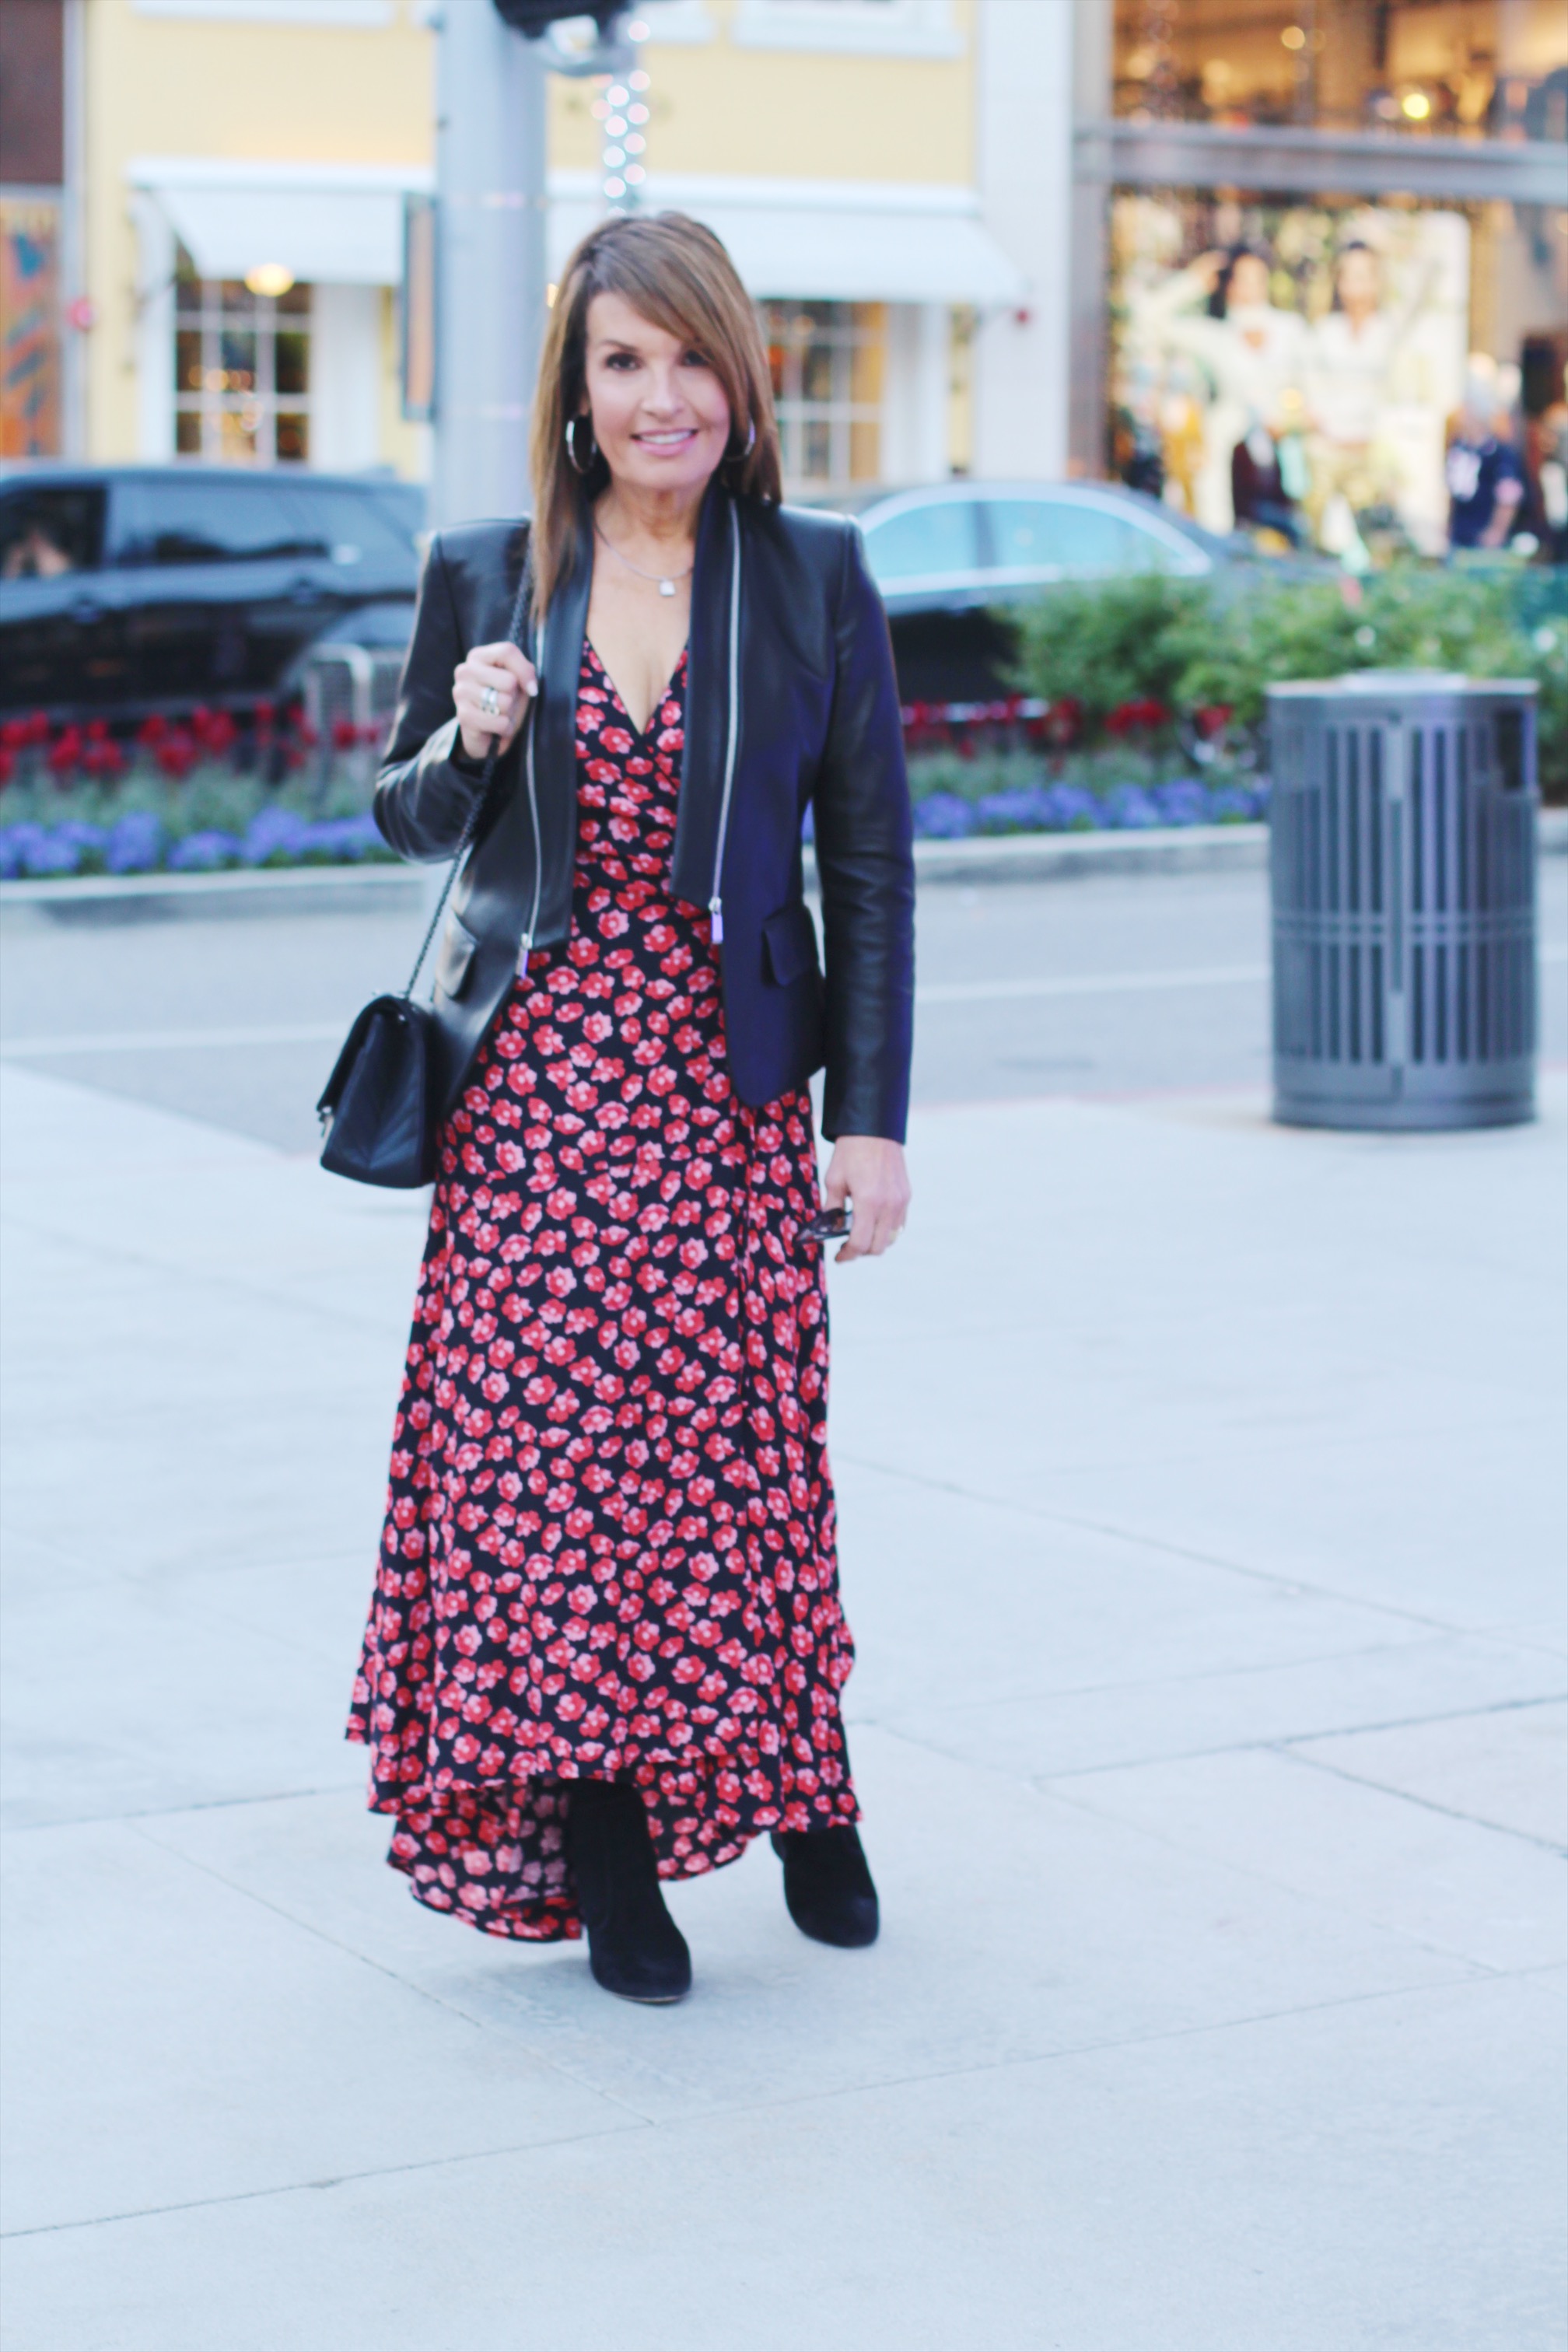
[347,212,914,2005]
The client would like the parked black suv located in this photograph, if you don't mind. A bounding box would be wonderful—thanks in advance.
[0,465,423,720]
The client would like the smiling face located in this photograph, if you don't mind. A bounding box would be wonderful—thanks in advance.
[1336,247,1382,324]
[1227,254,1271,313]
[579,290,733,502]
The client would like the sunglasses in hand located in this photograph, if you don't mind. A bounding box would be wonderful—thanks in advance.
[802,1205,852,1243]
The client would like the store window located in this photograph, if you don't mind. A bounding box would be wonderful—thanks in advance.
[173,247,312,465]
[763,302,884,495]
[1114,0,1568,138]
[1108,188,1568,561]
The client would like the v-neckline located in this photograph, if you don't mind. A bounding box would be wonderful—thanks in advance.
[586,640,686,744]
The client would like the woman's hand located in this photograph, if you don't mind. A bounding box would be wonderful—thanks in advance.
[822,1136,910,1263]
[454,641,538,763]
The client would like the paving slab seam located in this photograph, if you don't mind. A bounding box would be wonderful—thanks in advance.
[0,2117,653,2244]
[1269,1733,1568,1857]
[0,1963,1505,2249]
[854,1630,1516,1719]
[867,1702,1567,1800]
[971,1687,1568,1789]
[831,1451,1470,1636]
[1031,1770,1556,1973]
[0,1528,372,1599]
[122,1818,675,2130]
[838,1311,1559,1386]
[0,1780,368,1836]
[0,1206,410,1347]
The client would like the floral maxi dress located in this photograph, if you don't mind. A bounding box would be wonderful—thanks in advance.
[348,646,859,1940]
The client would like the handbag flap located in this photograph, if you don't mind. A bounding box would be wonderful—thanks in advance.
[317,995,401,1116]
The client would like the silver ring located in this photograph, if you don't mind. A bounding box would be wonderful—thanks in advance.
[479,684,501,716]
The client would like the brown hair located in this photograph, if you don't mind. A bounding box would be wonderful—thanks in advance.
[528,211,782,616]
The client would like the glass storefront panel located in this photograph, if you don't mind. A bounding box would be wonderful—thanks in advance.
[1114,1,1567,139]
[172,247,312,466]
[764,300,885,495]
[275,331,309,398]
[1108,186,1568,558]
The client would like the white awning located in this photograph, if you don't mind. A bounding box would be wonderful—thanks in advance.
[548,173,1027,306]
[127,159,1028,306]
[128,159,432,285]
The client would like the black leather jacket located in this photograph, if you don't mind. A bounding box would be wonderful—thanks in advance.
[374,481,915,1139]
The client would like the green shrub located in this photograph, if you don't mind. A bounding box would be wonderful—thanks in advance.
[1006,572,1211,729]
[1173,565,1535,730]
[1006,560,1567,796]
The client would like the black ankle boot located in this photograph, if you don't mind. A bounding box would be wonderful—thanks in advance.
[770,1825,880,1948]
[565,1780,691,2004]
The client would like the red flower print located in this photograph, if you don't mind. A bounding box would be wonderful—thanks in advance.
[348,646,856,1941]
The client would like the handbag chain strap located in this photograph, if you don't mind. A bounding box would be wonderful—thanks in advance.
[399,554,534,1002]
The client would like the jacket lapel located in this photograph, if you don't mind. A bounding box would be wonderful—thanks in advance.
[670,480,733,908]
[531,506,594,942]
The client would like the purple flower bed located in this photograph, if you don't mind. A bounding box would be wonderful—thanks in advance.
[0,807,384,880]
[909,775,1268,843]
[4,778,1268,880]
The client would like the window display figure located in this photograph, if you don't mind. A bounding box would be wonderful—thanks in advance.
[1304,240,1430,561]
[1127,246,1307,538]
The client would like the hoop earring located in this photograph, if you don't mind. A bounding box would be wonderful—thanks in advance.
[564,414,597,477]
[725,418,758,468]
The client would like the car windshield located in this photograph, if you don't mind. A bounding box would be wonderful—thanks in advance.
[110,478,322,566]
[861,500,982,585]
[290,484,419,565]
[983,497,1182,576]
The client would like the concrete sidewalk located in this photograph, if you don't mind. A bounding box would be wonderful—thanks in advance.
[2,1060,1563,2350]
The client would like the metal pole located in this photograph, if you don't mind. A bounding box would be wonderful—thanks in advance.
[432,1,550,528]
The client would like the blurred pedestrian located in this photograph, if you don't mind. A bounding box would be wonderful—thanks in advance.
[1534,387,1568,565]
[347,212,914,2004]
[1446,356,1527,553]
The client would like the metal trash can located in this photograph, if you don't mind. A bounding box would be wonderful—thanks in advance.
[1268,670,1538,1130]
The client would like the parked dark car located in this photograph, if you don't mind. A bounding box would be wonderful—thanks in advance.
[837,479,1244,702]
[0,465,424,721]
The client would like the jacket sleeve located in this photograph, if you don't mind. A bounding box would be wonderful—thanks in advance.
[812,520,915,1143]
[373,534,488,863]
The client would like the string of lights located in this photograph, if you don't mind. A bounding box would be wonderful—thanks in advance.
[593,19,653,214]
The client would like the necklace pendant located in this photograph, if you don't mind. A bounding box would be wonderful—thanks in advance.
[658,577,675,597]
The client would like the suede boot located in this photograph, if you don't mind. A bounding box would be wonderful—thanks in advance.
[565,1780,691,2003]
[770,1825,880,1948]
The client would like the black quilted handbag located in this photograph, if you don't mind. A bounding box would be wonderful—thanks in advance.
[316,568,530,1188]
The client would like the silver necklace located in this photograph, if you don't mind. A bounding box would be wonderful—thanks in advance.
[594,523,694,599]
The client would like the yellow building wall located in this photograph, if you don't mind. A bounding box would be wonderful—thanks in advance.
[82,0,435,460]
[551,0,975,184]
[81,0,975,463]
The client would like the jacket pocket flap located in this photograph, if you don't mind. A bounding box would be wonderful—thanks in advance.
[434,912,478,1000]
[761,900,820,989]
